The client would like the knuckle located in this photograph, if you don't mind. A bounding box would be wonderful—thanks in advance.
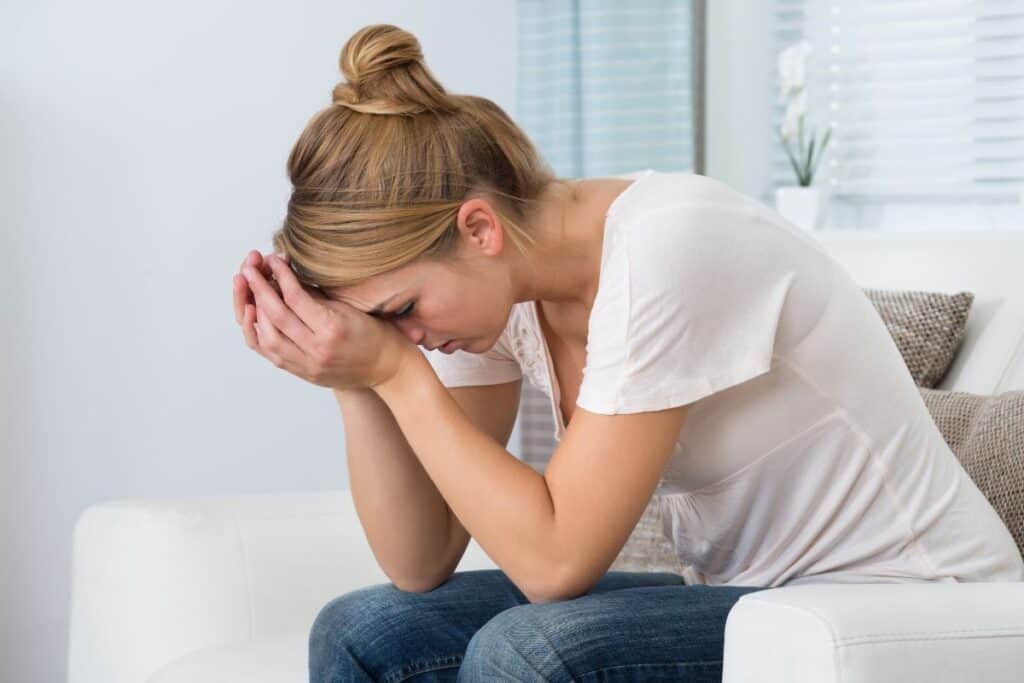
[324,322,344,343]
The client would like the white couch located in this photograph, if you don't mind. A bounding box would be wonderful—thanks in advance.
[67,229,1024,683]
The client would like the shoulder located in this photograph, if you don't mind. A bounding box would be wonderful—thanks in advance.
[609,175,832,298]
[612,171,765,221]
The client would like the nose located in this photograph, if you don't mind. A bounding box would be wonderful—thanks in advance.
[394,319,427,347]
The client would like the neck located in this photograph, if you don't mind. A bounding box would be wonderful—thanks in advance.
[509,179,602,313]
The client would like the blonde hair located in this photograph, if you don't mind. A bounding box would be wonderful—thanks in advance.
[272,23,566,290]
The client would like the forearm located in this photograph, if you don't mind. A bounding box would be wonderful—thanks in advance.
[372,351,560,601]
[334,387,458,589]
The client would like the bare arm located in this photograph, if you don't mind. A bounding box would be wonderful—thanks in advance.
[372,350,689,603]
[336,376,521,592]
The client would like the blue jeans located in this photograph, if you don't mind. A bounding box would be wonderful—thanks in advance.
[309,568,768,682]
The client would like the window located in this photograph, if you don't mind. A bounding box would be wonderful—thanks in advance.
[770,0,1024,230]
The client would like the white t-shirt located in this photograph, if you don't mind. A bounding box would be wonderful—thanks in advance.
[422,169,1024,588]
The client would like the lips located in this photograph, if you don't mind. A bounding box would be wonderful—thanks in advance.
[426,339,453,352]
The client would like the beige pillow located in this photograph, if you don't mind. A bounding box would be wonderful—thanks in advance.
[864,288,974,388]
[920,387,1024,560]
[609,496,686,575]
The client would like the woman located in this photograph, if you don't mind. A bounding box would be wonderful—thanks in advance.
[232,23,1024,682]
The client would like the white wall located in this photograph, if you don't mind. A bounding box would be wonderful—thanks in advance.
[0,2,518,681]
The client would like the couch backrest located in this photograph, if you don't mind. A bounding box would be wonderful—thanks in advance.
[813,230,1024,394]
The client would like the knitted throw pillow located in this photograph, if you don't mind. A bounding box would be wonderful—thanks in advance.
[609,495,686,575]
[919,386,1024,560]
[864,288,974,388]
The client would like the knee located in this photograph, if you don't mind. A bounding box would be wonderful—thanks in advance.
[458,607,565,683]
[308,584,400,682]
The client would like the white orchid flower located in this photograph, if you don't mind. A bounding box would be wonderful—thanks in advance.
[778,40,812,99]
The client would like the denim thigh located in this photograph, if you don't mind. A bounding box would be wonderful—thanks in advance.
[308,568,686,683]
[456,581,769,682]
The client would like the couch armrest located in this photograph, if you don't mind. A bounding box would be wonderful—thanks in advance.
[722,582,1024,683]
[67,489,497,683]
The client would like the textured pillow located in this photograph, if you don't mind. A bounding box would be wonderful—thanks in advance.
[920,386,1024,560]
[610,495,686,575]
[864,288,974,388]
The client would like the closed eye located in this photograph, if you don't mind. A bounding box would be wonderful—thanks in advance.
[391,301,415,320]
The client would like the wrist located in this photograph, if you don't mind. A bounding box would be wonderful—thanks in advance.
[333,386,378,403]
[371,346,432,404]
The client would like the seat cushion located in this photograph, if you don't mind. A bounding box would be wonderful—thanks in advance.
[146,633,307,683]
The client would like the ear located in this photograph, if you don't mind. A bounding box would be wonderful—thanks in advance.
[456,197,504,257]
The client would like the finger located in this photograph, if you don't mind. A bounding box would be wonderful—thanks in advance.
[236,252,286,324]
[240,249,261,273]
[241,303,260,350]
[253,303,306,370]
[237,251,263,311]
[238,250,279,280]
[241,251,290,293]
[243,264,317,350]
[264,255,333,333]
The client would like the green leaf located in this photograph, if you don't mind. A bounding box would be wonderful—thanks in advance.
[798,116,805,167]
[805,134,816,182]
[777,128,804,185]
[810,126,833,179]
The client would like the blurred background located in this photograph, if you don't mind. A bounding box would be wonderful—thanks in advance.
[2,1,1021,680]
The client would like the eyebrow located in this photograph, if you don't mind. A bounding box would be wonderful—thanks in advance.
[368,293,402,317]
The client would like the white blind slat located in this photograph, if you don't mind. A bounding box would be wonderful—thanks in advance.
[770,0,1024,201]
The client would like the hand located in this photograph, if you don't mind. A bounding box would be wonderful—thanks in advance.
[232,250,285,327]
[235,252,415,390]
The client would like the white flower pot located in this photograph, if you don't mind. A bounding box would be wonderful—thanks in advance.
[775,185,829,231]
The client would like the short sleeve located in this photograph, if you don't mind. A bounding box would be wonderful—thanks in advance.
[421,329,523,388]
[576,201,798,415]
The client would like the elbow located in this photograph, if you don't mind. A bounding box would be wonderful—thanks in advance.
[525,562,588,604]
[525,580,588,604]
[392,575,449,594]
[389,568,454,594]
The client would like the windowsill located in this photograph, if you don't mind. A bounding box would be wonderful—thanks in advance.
[761,193,1024,232]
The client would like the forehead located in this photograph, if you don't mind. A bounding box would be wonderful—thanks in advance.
[324,261,432,311]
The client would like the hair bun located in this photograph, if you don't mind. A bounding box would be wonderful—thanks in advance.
[332,24,456,116]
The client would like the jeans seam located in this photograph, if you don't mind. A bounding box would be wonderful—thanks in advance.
[578,659,723,679]
[387,654,464,683]
[498,628,566,681]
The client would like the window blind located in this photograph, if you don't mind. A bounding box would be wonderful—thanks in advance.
[771,0,1024,202]
[516,1,700,470]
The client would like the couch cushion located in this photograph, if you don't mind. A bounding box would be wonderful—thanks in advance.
[865,288,974,388]
[920,387,1024,559]
[146,633,307,683]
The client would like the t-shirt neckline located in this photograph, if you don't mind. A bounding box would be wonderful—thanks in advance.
[531,168,657,435]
